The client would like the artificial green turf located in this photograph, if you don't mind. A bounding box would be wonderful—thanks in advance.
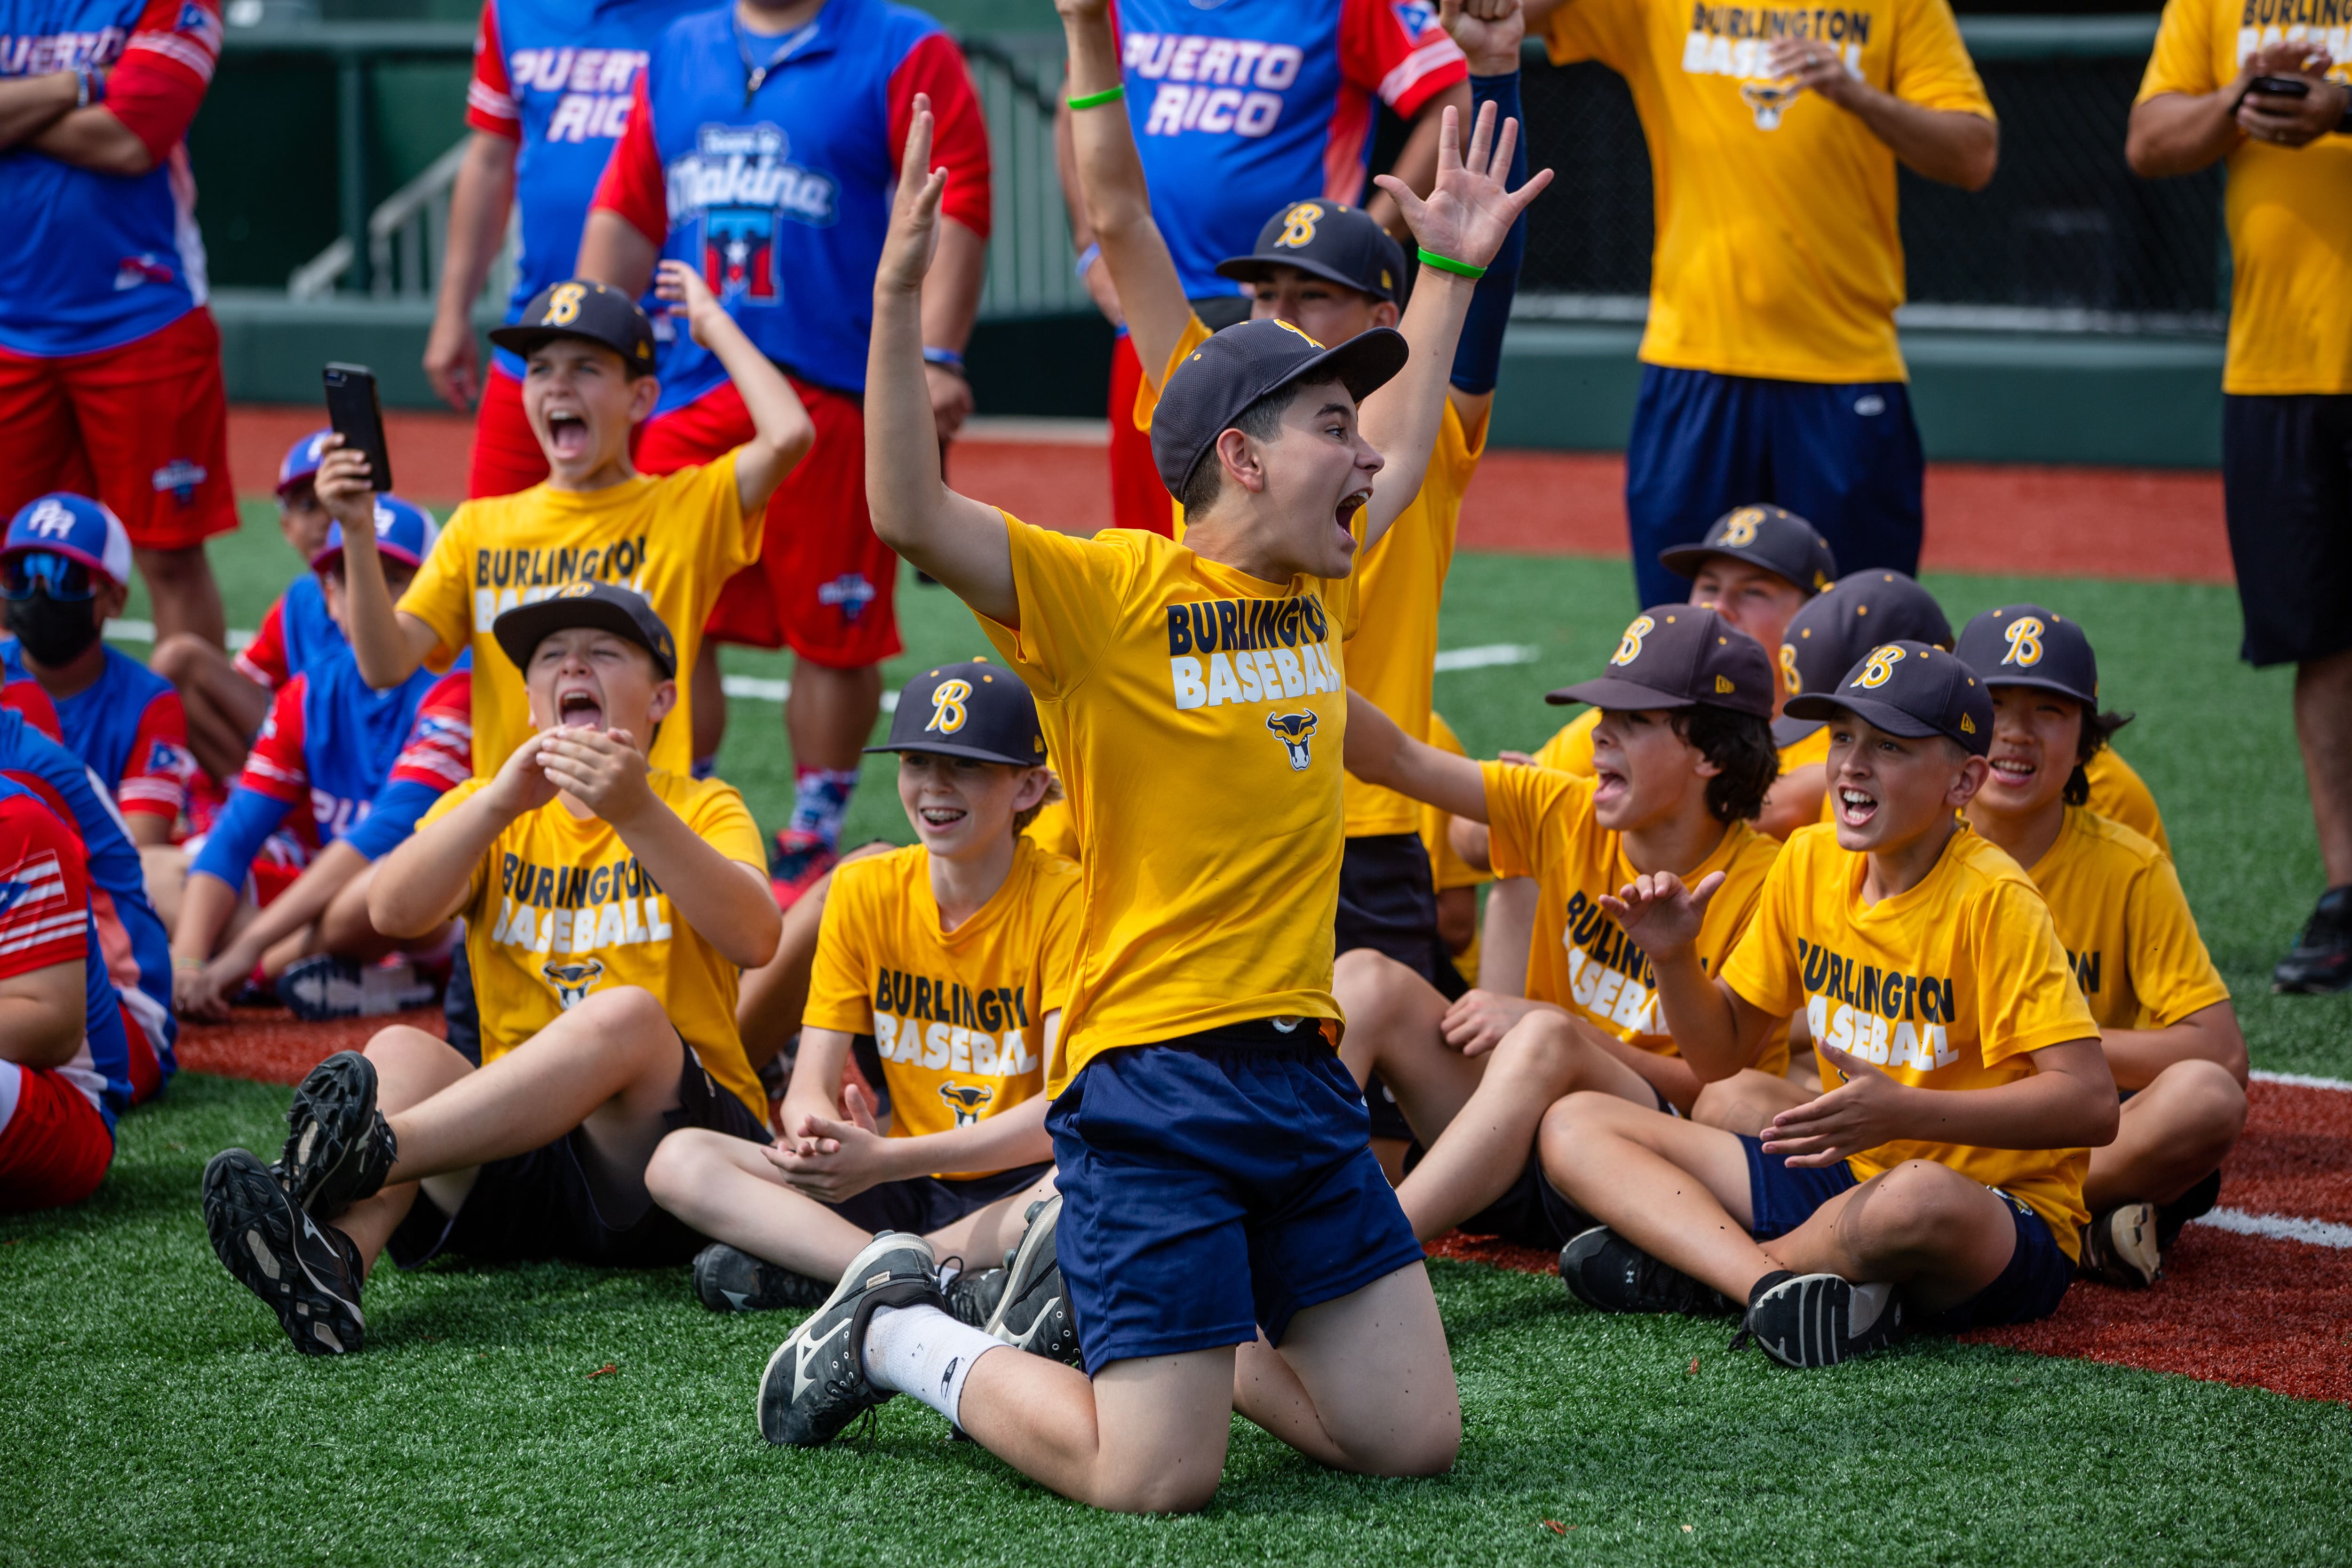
[4,1073,2351,1566]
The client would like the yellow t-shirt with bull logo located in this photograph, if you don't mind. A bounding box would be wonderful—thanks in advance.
[803,837,1082,1179]
[977,513,1358,1093]
[420,771,769,1119]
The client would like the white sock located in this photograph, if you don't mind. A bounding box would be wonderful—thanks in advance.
[861,1304,998,1425]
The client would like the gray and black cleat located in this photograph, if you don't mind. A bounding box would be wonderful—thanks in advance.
[202,1147,367,1355]
[983,1194,1082,1365]
[1734,1272,1902,1368]
[1558,1226,1733,1316]
[757,1232,944,1447]
[279,1050,398,1218]
[691,1242,831,1313]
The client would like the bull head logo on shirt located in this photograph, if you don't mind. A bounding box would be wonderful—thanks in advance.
[542,958,606,1011]
[1266,711,1319,771]
[938,1083,993,1128]
[1740,79,1801,130]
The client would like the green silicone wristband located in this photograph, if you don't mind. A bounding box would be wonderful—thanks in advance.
[1416,247,1487,280]
[1066,84,1125,110]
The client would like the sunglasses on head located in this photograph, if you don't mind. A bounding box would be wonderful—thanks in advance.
[0,552,95,602]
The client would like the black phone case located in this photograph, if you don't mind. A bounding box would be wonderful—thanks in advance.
[322,362,396,498]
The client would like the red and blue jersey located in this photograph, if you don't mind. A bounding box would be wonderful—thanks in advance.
[1108,0,1463,300]
[465,0,708,381]
[591,0,991,406]
[0,0,221,357]
[0,775,136,1129]
[0,704,173,1101]
[232,572,343,692]
[0,642,192,826]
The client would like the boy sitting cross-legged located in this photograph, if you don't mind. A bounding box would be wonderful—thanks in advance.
[1955,606,2243,1288]
[199,586,781,1355]
[648,659,1078,1352]
[1335,606,1787,1250]
[1542,640,2117,1367]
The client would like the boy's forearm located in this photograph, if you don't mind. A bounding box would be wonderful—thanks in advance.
[372,792,508,936]
[0,72,77,149]
[697,303,814,508]
[2099,1004,2248,1090]
[339,533,428,689]
[1359,269,1476,541]
[434,132,517,325]
[886,1096,1053,1177]
[1653,961,1747,1081]
[1061,6,1192,385]
[785,1027,854,1126]
[1882,1044,2116,1149]
[611,804,780,969]
[172,871,243,962]
[225,842,370,967]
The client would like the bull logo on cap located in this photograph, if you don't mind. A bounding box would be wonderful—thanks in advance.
[1740,79,1801,130]
[939,1083,993,1127]
[2002,617,2045,668]
[925,678,972,735]
[1266,711,1319,771]
[542,958,606,1010]
[1853,645,1907,689]
[1612,614,1655,667]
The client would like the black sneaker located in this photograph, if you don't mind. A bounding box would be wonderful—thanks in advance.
[2156,1168,2222,1251]
[202,1148,367,1355]
[757,1232,944,1447]
[280,1051,398,1218]
[2077,1202,2161,1289]
[2274,886,2352,994]
[1734,1272,1901,1368]
[983,1194,1082,1365]
[279,954,439,1021]
[1557,1226,1732,1316]
[943,1262,1007,1329]
[691,1242,830,1313]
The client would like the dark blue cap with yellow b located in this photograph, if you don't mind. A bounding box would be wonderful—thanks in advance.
[488,279,656,374]
[867,659,1046,768]
[1954,604,2098,708]
[1216,199,1407,304]
[1785,639,1994,756]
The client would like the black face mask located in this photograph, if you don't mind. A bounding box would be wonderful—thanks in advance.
[5,586,102,668]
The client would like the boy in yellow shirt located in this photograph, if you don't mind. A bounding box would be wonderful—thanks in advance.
[1955,606,2243,1288]
[1542,638,2115,1368]
[1339,607,1786,1250]
[648,662,1078,1354]
[199,587,782,1354]
[751,96,1542,1507]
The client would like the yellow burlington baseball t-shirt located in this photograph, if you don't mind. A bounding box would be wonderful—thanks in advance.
[2025,807,2227,1034]
[1722,823,2100,1255]
[803,838,1082,1178]
[1543,0,1991,383]
[2138,0,2352,395]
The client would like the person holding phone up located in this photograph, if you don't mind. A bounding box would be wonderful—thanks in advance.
[2129,28,2352,995]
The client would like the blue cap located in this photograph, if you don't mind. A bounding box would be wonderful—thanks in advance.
[493,581,677,680]
[1151,317,1408,501]
[312,494,440,573]
[1659,504,1838,596]
[277,428,334,495]
[1216,199,1408,304]
[1954,604,2098,708]
[1784,639,1994,757]
[3,493,132,584]
[866,659,1047,767]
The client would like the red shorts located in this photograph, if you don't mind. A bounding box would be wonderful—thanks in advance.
[0,306,238,552]
[0,1061,113,1212]
[637,378,902,668]
[1107,333,1176,538]
[468,363,552,499]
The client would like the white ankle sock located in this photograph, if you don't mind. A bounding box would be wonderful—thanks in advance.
[861,1304,998,1425]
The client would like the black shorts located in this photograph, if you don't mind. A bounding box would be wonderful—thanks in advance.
[825,1160,1051,1236]
[1336,832,1469,1001]
[386,1036,768,1271]
[2222,393,2352,667]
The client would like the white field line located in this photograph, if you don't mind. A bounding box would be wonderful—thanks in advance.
[1433,643,1541,673]
[2192,1207,2352,1250]
[106,619,254,652]
[2250,1069,2352,1092]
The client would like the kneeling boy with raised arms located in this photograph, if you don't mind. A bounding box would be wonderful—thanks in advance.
[751,96,1543,1510]
[200,586,781,1354]
[1543,641,2117,1367]
[649,660,1077,1350]
[1337,606,1786,1249]
[1955,605,2242,1288]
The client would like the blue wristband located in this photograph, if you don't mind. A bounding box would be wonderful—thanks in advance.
[1073,242,1102,280]
[922,346,966,375]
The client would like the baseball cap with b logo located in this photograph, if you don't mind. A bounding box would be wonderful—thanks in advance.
[1215,199,1408,304]
[488,279,657,374]
[867,659,1047,767]
[3,493,132,585]
[492,581,678,678]
[1150,316,1408,503]
[1659,504,1839,596]
[1544,604,1774,718]
[1953,604,2098,708]
[1784,638,1994,756]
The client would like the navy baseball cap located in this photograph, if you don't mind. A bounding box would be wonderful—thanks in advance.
[312,495,441,574]
[866,659,1047,768]
[1546,605,1774,719]
[1954,605,2098,708]
[1784,639,1993,756]
[1216,199,1407,304]
[493,581,677,680]
[488,280,657,374]
[1775,570,1954,744]
[3,493,131,585]
[277,428,334,496]
[1151,317,1408,501]
[1659,504,1838,596]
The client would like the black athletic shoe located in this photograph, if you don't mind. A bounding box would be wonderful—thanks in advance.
[2077,1202,2162,1289]
[202,1148,366,1355]
[2274,886,2352,994]
[2156,1168,2223,1251]
[691,1243,830,1313]
[279,954,439,1021]
[943,1262,1007,1329]
[1557,1226,1732,1316]
[1734,1273,1902,1368]
[984,1194,1082,1365]
[757,1233,944,1448]
[279,1051,398,1218]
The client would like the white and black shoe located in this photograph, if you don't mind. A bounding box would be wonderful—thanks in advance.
[279,1051,398,1218]
[1558,1226,1733,1316]
[2077,1202,2162,1289]
[203,1148,367,1355]
[279,954,440,1022]
[1733,1270,1902,1368]
[691,1243,831,1313]
[983,1194,1081,1365]
[757,1233,944,1448]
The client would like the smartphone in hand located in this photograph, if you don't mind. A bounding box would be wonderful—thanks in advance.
[2239,73,2315,109]
[322,363,396,497]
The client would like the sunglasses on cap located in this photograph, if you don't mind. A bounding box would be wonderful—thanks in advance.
[0,552,95,603]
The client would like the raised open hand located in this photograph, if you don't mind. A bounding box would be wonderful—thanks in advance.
[1371,101,1552,272]
[1597,868,1724,965]
[877,94,947,296]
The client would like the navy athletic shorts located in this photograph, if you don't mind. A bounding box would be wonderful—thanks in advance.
[825,1160,1051,1236]
[1046,1022,1429,1376]
[2221,392,2352,667]
[1740,1136,2071,1330]
[1624,365,1924,610]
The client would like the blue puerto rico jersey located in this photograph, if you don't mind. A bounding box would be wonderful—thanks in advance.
[233,572,344,692]
[465,0,710,381]
[0,773,139,1128]
[1107,0,1463,300]
[0,0,222,356]
[0,642,193,828]
[591,0,992,407]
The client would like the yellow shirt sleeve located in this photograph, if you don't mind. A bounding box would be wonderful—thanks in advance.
[1890,0,1994,116]
[2125,854,2232,1028]
[977,512,1137,698]
[1480,759,1570,882]
[1969,877,2102,1067]
[1542,0,1642,70]
[2137,0,2222,101]
[1132,313,1215,434]
[396,505,476,673]
[1720,836,1805,1019]
[802,858,878,1035]
[1036,861,1084,1018]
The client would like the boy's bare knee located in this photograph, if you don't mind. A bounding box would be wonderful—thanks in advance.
[1093,1472,1220,1515]
[2162,1058,2249,1144]
[571,984,671,1042]
[644,1127,723,1201]
[1846,1161,1976,1257]
[1333,947,1418,1012]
